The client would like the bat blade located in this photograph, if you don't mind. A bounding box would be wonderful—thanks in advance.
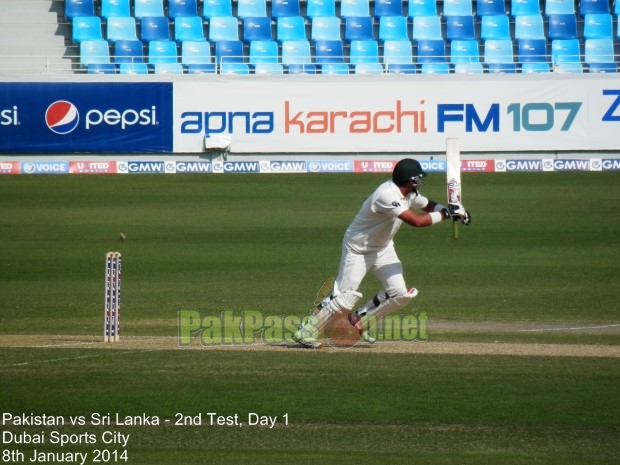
[446,138,462,240]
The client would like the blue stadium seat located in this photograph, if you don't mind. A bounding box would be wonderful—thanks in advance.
[383,39,413,64]
[140,16,171,42]
[168,0,198,18]
[408,0,437,18]
[583,13,613,39]
[355,63,384,73]
[314,40,345,63]
[340,0,371,18]
[254,63,284,73]
[72,16,103,44]
[271,0,301,18]
[443,61,470,73]
[443,0,473,16]
[416,39,446,62]
[174,16,206,42]
[87,63,117,74]
[517,38,547,62]
[237,0,267,19]
[579,0,609,15]
[134,0,164,19]
[520,62,550,72]
[514,14,545,40]
[378,15,409,41]
[187,64,217,73]
[154,62,185,73]
[487,63,517,72]
[249,40,279,63]
[475,0,506,16]
[148,40,179,63]
[551,38,583,72]
[480,15,511,40]
[114,40,144,63]
[311,16,342,41]
[386,63,417,73]
[420,63,450,73]
[483,39,514,63]
[551,38,580,62]
[66,0,95,20]
[80,40,111,65]
[119,63,150,73]
[454,62,484,73]
[181,40,214,67]
[306,0,336,18]
[411,15,442,40]
[349,39,380,63]
[547,14,578,39]
[288,64,317,73]
[584,38,615,63]
[202,0,233,19]
[208,16,239,41]
[220,63,250,73]
[276,16,307,41]
[214,39,245,64]
[101,0,130,20]
[553,62,583,73]
[374,0,403,18]
[280,40,312,65]
[544,0,575,15]
[616,1,620,15]
[445,15,476,40]
[107,16,138,42]
[587,63,617,73]
[242,17,273,42]
[320,63,351,73]
[450,39,480,64]
[510,0,541,16]
[345,16,374,41]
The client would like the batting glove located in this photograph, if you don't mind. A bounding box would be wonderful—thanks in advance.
[449,204,471,225]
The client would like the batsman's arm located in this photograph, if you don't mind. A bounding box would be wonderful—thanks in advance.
[398,205,450,228]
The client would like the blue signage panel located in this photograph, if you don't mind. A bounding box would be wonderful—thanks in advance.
[0,83,173,153]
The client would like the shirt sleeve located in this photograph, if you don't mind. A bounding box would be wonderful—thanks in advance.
[373,190,408,218]
[410,193,430,210]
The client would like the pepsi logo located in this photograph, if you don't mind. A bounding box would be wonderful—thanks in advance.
[46,101,79,135]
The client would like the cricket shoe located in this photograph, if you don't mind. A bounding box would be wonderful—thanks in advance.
[361,329,376,344]
[291,328,322,349]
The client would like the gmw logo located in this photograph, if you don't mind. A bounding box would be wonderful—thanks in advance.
[45,101,158,134]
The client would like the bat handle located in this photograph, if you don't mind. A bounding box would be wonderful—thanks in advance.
[452,219,459,240]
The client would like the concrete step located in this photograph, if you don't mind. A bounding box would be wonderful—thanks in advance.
[0,23,65,40]
[0,0,60,24]
[0,55,73,73]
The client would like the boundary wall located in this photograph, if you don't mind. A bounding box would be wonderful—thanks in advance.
[1,74,619,174]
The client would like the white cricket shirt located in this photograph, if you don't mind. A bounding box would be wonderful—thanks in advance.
[343,180,429,253]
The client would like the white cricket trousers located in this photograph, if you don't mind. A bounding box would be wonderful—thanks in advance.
[333,241,408,299]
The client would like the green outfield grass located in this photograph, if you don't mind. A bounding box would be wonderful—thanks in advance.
[1,172,619,334]
[0,171,618,464]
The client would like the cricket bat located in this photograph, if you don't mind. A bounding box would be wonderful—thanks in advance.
[446,138,462,240]
[313,277,335,312]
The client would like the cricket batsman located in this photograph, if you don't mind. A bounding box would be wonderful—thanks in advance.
[293,158,471,348]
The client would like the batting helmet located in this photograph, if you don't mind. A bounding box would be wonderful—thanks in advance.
[392,159,428,187]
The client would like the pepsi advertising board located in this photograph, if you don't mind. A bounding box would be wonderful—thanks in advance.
[0,83,173,153]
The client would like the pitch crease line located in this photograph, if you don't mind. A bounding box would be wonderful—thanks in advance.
[518,324,620,332]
